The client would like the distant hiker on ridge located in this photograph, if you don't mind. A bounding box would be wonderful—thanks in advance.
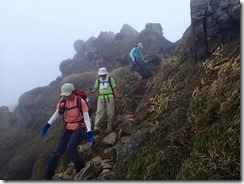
[90,67,118,133]
[40,83,94,180]
[129,42,150,78]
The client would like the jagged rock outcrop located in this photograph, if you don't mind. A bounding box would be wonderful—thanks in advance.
[93,31,116,60]
[0,106,11,129]
[72,37,97,61]
[59,23,172,77]
[111,24,139,59]
[14,86,48,127]
[115,24,138,40]
[0,0,240,180]
[139,23,172,54]
[73,39,86,54]
[190,0,240,60]
[59,57,97,77]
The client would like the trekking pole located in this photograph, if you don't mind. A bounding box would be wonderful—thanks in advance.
[89,88,94,127]
[89,87,92,106]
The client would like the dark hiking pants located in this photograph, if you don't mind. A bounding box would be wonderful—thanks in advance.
[44,128,86,180]
[131,58,148,78]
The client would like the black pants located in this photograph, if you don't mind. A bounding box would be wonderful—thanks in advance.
[44,128,86,180]
[131,58,149,78]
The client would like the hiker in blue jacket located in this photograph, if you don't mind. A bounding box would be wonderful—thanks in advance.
[129,43,150,78]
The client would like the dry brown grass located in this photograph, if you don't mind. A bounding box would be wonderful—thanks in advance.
[116,40,240,180]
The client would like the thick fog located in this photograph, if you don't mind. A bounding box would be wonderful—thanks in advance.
[0,0,191,109]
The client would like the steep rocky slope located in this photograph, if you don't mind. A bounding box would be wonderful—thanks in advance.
[30,35,240,181]
[0,0,240,180]
[114,40,240,180]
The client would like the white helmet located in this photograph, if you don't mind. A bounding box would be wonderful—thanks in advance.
[98,67,108,75]
[137,43,143,48]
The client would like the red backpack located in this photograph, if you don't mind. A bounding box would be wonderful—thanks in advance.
[58,89,89,128]
[73,89,88,103]
[58,89,88,115]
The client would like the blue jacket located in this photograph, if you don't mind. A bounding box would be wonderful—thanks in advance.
[129,47,146,62]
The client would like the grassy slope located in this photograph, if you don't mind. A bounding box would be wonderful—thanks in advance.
[115,40,240,180]
[1,40,240,180]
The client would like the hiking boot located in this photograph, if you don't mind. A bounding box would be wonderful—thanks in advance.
[75,159,86,173]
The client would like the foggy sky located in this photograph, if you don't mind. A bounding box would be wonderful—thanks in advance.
[0,0,191,108]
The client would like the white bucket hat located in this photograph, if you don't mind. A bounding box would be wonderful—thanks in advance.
[98,67,108,75]
[60,83,74,96]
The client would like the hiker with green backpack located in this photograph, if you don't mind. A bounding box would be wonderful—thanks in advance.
[90,67,118,133]
[40,83,94,180]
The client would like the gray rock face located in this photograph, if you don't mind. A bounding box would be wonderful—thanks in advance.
[0,0,240,180]
[59,23,172,77]
[139,23,171,54]
[73,39,86,54]
[0,106,11,129]
[190,0,240,60]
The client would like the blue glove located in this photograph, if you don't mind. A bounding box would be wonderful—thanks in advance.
[87,131,94,145]
[40,124,50,138]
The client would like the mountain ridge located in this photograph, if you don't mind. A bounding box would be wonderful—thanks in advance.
[0,0,240,180]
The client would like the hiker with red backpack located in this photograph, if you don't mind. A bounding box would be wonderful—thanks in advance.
[90,67,118,133]
[40,83,94,180]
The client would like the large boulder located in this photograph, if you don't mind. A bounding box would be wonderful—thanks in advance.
[190,0,240,60]
[139,23,172,54]
[73,39,86,54]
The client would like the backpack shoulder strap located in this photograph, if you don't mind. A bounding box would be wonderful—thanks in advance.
[108,76,111,85]
[108,77,115,97]
[76,95,83,115]
[76,95,86,128]
[97,77,100,90]
[97,76,115,97]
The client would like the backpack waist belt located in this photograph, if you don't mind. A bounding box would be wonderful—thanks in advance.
[99,93,114,102]
[99,93,114,98]
[66,120,86,127]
